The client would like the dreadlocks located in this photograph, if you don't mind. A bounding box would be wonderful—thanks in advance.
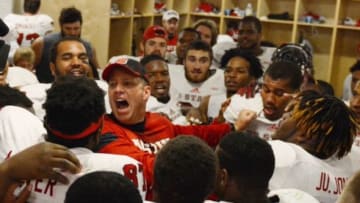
[292,90,358,159]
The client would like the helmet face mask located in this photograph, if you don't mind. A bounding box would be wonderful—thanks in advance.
[271,43,313,75]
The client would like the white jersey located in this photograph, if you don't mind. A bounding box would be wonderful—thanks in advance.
[342,73,352,101]
[169,66,226,108]
[20,80,111,121]
[6,66,39,88]
[207,93,226,119]
[27,148,146,202]
[146,95,187,125]
[258,46,275,72]
[268,188,320,203]
[3,13,53,47]
[347,131,360,171]
[0,21,19,61]
[0,106,45,160]
[223,93,279,140]
[269,140,357,203]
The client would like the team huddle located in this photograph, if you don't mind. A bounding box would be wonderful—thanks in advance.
[1,0,360,203]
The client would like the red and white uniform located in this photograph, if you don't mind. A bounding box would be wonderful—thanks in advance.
[98,112,232,197]
[269,140,357,203]
[223,93,280,140]
[169,66,226,108]
[3,13,53,47]
[27,148,146,202]
[146,95,187,125]
[0,105,45,160]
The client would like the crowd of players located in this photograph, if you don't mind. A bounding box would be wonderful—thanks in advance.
[1,0,360,203]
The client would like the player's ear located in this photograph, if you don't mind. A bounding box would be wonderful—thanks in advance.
[50,62,56,76]
[143,83,151,101]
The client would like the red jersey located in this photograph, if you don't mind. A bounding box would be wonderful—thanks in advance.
[97,112,231,199]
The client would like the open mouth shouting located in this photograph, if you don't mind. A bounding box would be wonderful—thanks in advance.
[115,99,129,110]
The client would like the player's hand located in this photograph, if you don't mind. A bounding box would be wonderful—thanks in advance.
[216,98,231,123]
[186,108,205,125]
[4,142,81,185]
[234,109,257,131]
[2,183,31,203]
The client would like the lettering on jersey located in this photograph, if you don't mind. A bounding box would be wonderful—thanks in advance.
[315,172,347,195]
[132,138,170,154]
[33,179,57,196]
[177,93,202,104]
[17,33,40,45]
[123,163,146,192]
[190,88,200,94]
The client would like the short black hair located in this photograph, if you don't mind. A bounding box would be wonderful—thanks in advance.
[265,61,303,91]
[0,85,32,109]
[59,7,82,25]
[350,60,360,73]
[179,27,201,40]
[271,43,313,71]
[23,0,40,14]
[220,48,263,79]
[140,54,167,66]
[184,40,213,61]
[43,76,105,148]
[218,131,275,190]
[154,136,217,203]
[50,37,86,64]
[65,171,142,203]
[240,16,262,33]
[317,80,334,96]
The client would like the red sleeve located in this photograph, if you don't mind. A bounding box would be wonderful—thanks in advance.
[99,138,155,200]
[173,123,231,147]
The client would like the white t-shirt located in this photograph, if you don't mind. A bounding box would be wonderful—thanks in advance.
[269,140,357,203]
[4,13,53,47]
[26,148,146,202]
[20,80,111,121]
[169,66,226,108]
[0,105,45,160]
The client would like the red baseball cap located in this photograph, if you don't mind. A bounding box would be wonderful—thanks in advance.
[143,25,168,42]
[102,56,148,82]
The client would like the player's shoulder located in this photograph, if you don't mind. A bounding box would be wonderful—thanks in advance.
[268,140,297,168]
[3,13,21,22]
[37,14,53,21]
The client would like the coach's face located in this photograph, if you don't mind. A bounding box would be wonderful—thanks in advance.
[108,69,151,125]
[50,40,91,78]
